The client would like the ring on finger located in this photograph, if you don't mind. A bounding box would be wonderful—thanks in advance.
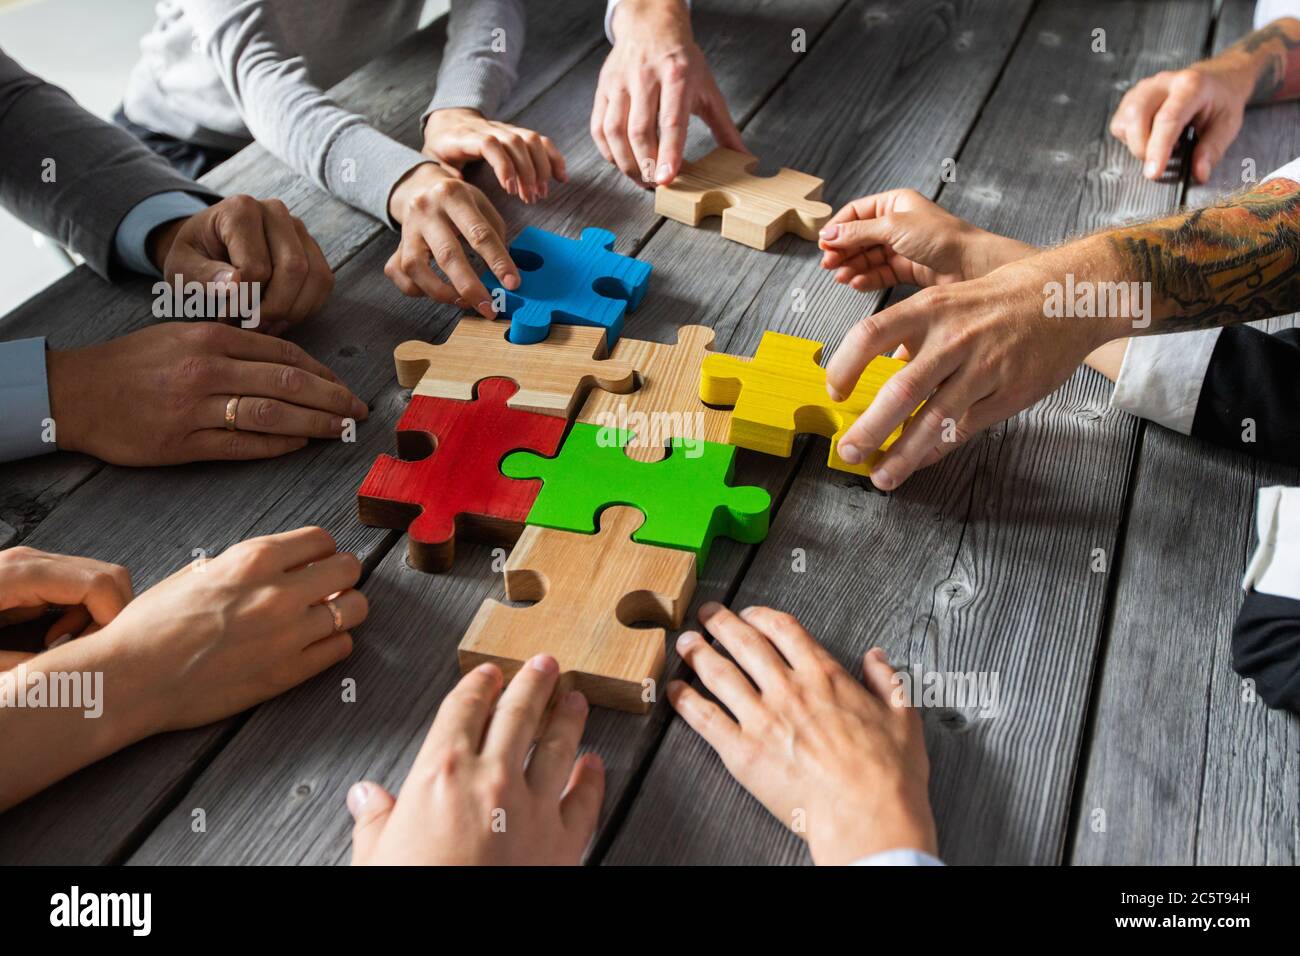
[224,397,241,431]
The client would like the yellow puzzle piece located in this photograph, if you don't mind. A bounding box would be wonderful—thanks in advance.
[699,331,916,476]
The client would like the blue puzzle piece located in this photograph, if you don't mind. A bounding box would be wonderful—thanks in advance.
[482,226,652,346]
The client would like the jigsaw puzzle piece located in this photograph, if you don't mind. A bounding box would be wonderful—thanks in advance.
[460,505,696,713]
[481,226,652,346]
[699,330,913,476]
[393,318,637,418]
[501,421,769,568]
[356,378,566,572]
[655,148,833,250]
[578,324,732,462]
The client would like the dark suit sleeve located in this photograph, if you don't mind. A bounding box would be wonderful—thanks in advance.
[1191,326,1300,467]
[1233,591,1300,715]
[0,47,219,279]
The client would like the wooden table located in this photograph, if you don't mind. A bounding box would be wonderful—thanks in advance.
[2,0,1296,866]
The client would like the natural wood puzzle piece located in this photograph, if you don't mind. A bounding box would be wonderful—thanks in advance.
[700,331,916,476]
[481,226,652,345]
[502,422,770,568]
[460,506,696,714]
[578,324,730,461]
[393,318,637,418]
[356,379,566,572]
[655,148,833,250]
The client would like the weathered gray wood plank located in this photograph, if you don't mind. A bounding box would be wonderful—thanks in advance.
[1069,0,1300,865]
[605,0,1217,865]
[0,1,606,543]
[122,0,1044,865]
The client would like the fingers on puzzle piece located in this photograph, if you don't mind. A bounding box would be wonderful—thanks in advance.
[393,318,637,418]
[460,505,697,714]
[356,378,566,573]
[480,226,652,346]
[501,421,770,569]
[578,324,732,462]
[699,330,916,476]
[655,147,833,250]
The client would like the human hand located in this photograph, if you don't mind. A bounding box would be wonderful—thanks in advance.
[592,0,744,187]
[348,655,605,865]
[818,189,1037,292]
[668,604,936,864]
[385,163,519,317]
[1109,57,1254,183]
[148,194,334,336]
[0,547,133,649]
[45,322,368,466]
[423,108,567,204]
[101,527,365,734]
[825,240,1125,489]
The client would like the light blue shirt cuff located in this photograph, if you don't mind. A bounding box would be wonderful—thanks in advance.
[112,191,211,278]
[851,848,945,866]
[0,337,54,463]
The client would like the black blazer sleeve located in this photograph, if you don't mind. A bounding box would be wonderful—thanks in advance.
[1191,326,1300,467]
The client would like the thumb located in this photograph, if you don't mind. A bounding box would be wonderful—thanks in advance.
[862,647,906,709]
[559,753,606,859]
[165,236,238,286]
[819,216,895,251]
[1190,115,1239,184]
[347,781,396,863]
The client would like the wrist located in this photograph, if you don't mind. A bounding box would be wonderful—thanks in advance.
[146,217,187,274]
[806,788,938,865]
[44,625,160,751]
[612,0,692,45]
[964,229,1038,280]
[45,349,86,454]
[387,161,440,224]
[1211,50,1262,106]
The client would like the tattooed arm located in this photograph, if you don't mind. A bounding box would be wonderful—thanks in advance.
[1110,17,1300,182]
[820,177,1300,491]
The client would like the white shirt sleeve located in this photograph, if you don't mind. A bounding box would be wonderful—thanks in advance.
[1254,1,1300,30]
[851,848,945,866]
[1243,486,1300,600]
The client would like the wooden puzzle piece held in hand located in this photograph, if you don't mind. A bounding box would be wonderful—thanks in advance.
[356,379,566,572]
[481,226,651,346]
[655,148,832,250]
[700,331,914,476]
[578,324,731,462]
[460,506,696,714]
[502,422,770,568]
[393,318,637,419]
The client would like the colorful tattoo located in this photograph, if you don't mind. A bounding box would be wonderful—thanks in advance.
[1230,19,1300,103]
[1108,178,1300,332]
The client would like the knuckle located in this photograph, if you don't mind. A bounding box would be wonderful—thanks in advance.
[279,255,308,281]
[432,243,462,265]
[275,365,306,394]
[399,250,425,274]
[177,355,217,388]
[250,398,281,427]
[226,193,258,215]
[466,223,495,245]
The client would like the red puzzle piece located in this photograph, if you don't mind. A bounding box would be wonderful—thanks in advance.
[357,378,567,572]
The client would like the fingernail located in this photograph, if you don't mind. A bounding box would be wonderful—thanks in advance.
[839,443,862,465]
[827,384,845,402]
[47,634,72,650]
[563,690,587,713]
[503,274,520,291]
[1143,160,1158,178]
[676,632,696,651]
[454,297,468,308]
[819,224,839,240]
[476,300,494,317]
[476,662,501,680]
[330,417,345,433]
[351,398,368,418]
[697,601,723,619]
[346,782,373,815]
[655,163,672,183]
[214,269,234,283]
[528,653,557,673]
[872,466,896,490]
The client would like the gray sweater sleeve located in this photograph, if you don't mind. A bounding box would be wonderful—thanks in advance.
[0,47,217,278]
[424,0,526,119]
[184,0,431,225]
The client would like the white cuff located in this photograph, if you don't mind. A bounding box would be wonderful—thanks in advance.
[1263,156,1300,185]
[851,848,944,866]
[1254,1,1300,30]
[1109,329,1221,435]
[1243,486,1300,600]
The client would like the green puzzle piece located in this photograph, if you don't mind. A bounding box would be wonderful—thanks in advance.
[501,422,771,568]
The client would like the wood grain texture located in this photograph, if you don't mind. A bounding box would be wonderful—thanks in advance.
[125,0,858,865]
[461,507,697,714]
[578,325,729,462]
[396,319,636,417]
[605,0,1214,865]
[1068,0,1300,865]
[654,147,832,249]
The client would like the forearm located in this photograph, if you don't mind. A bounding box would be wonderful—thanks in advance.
[1060,177,1300,338]
[609,0,692,43]
[1224,16,1300,104]
[426,0,525,118]
[0,631,155,810]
